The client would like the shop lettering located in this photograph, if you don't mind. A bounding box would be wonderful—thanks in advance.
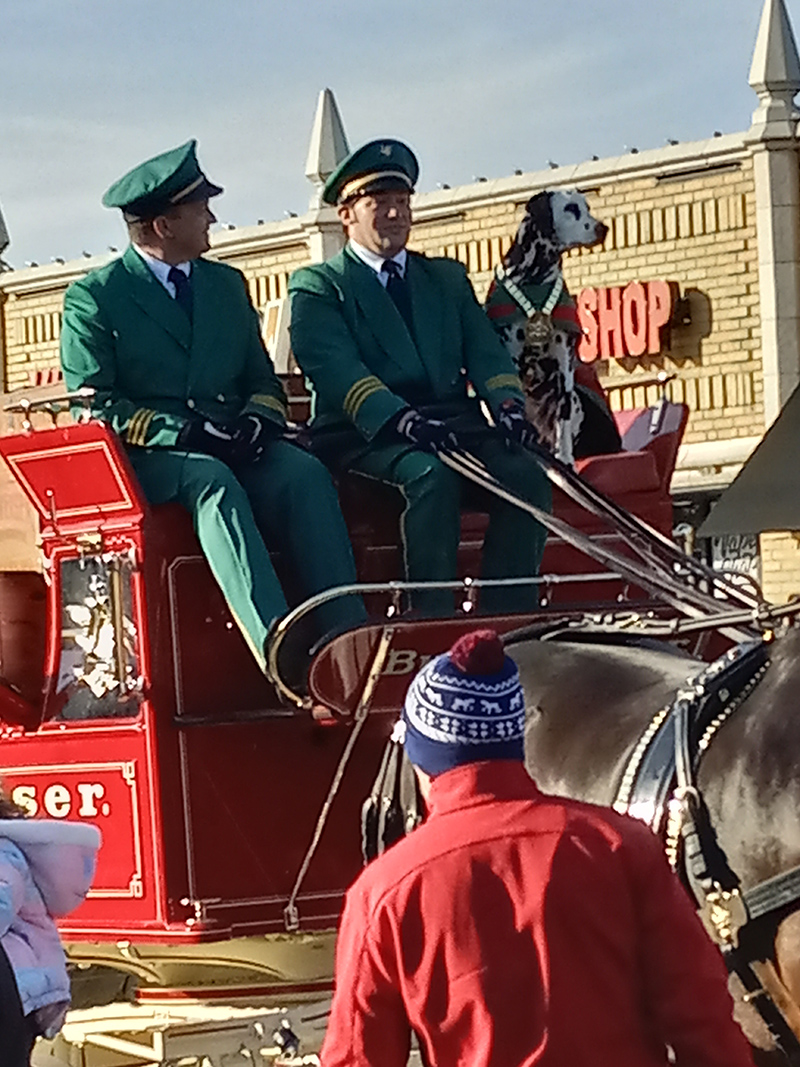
[11,782,109,819]
[577,280,676,362]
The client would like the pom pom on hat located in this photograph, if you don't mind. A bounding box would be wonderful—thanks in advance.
[449,629,506,675]
[402,629,525,776]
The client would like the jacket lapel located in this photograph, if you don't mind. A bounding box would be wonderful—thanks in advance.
[122,246,192,351]
[344,247,427,379]
[406,254,443,382]
[186,259,233,391]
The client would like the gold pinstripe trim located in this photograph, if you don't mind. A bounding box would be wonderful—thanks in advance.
[170,176,204,203]
[250,393,288,418]
[343,376,387,419]
[126,407,156,446]
[339,170,413,202]
[485,373,523,391]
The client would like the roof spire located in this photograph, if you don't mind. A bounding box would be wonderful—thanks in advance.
[0,202,9,270]
[749,0,800,137]
[305,89,350,206]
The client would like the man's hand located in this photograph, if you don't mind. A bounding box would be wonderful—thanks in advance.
[229,413,284,464]
[393,408,460,454]
[177,418,239,462]
[177,414,284,465]
[497,398,539,450]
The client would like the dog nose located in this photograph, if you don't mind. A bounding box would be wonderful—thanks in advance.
[595,221,609,243]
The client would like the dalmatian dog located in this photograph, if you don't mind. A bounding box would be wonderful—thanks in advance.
[485,190,609,464]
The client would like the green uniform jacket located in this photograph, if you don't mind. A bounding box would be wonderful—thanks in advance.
[60,246,288,448]
[288,246,525,440]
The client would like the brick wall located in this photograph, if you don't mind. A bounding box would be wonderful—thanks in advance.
[410,159,759,447]
[0,143,761,450]
[218,242,311,309]
[0,138,792,597]
[3,286,67,390]
[0,147,762,457]
[759,531,800,604]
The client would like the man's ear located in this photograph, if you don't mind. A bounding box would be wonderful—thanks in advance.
[337,202,353,228]
[151,214,173,241]
[413,765,433,802]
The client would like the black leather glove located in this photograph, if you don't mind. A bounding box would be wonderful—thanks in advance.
[393,408,460,454]
[496,398,539,450]
[176,418,239,463]
[229,413,284,464]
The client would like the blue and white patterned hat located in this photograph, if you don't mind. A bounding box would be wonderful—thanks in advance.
[402,629,525,775]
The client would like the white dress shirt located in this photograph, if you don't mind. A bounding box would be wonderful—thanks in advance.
[133,245,191,298]
[349,240,407,286]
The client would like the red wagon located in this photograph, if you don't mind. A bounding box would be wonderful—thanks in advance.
[0,385,690,1003]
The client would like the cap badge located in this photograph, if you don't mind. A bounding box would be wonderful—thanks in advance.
[380,144,393,157]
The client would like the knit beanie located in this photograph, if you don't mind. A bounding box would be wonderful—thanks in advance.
[402,629,526,776]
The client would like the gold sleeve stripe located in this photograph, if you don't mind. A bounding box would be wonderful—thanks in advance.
[134,409,156,445]
[126,408,157,447]
[250,393,288,418]
[485,373,523,391]
[343,376,387,419]
[124,410,142,443]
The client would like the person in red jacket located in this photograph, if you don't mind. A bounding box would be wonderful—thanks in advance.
[321,629,754,1067]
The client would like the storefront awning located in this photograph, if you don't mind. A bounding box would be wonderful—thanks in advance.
[700,384,800,536]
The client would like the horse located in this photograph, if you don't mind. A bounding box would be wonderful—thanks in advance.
[506,625,800,1062]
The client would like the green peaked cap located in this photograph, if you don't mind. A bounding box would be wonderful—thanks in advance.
[102,139,223,220]
[322,139,419,205]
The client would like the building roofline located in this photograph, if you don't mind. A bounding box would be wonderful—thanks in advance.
[0,127,760,289]
[411,131,751,219]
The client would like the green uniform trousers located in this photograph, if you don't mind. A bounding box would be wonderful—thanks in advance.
[128,439,365,670]
[349,431,551,615]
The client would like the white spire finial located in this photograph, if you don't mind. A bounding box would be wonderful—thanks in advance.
[0,202,9,269]
[305,89,350,201]
[749,0,800,137]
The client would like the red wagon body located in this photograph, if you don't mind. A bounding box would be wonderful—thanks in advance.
[0,398,687,997]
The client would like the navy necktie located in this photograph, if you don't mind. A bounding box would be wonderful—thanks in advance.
[381,259,414,334]
[168,266,193,318]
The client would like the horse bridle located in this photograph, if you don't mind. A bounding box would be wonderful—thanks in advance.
[614,637,800,1064]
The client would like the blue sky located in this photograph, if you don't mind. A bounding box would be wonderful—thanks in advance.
[0,0,781,267]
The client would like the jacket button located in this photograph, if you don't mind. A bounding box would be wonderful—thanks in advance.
[217,394,225,402]
[187,399,196,409]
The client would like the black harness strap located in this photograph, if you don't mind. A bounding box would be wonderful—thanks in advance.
[617,637,800,1063]
[746,867,800,923]
[614,639,769,831]
[361,724,422,865]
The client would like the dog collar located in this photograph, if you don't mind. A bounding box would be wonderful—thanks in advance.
[494,264,564,319]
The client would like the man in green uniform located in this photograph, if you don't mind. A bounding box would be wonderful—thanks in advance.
[60,140,364,676]
[289,140,551,615]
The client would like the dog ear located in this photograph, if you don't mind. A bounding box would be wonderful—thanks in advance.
[524,192,555,243]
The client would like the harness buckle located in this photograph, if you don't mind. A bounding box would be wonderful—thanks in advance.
[698,884,748,948]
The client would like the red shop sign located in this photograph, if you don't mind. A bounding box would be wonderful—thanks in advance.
[577,280,677,362]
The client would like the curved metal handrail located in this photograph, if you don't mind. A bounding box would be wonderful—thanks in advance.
[266,570,630,709]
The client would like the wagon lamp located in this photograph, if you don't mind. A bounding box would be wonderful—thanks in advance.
[460,576,477,614]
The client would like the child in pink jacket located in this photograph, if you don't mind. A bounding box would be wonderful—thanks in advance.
[0,790,100,1065]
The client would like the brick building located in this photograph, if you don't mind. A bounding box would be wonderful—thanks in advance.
[0,0,798,600]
